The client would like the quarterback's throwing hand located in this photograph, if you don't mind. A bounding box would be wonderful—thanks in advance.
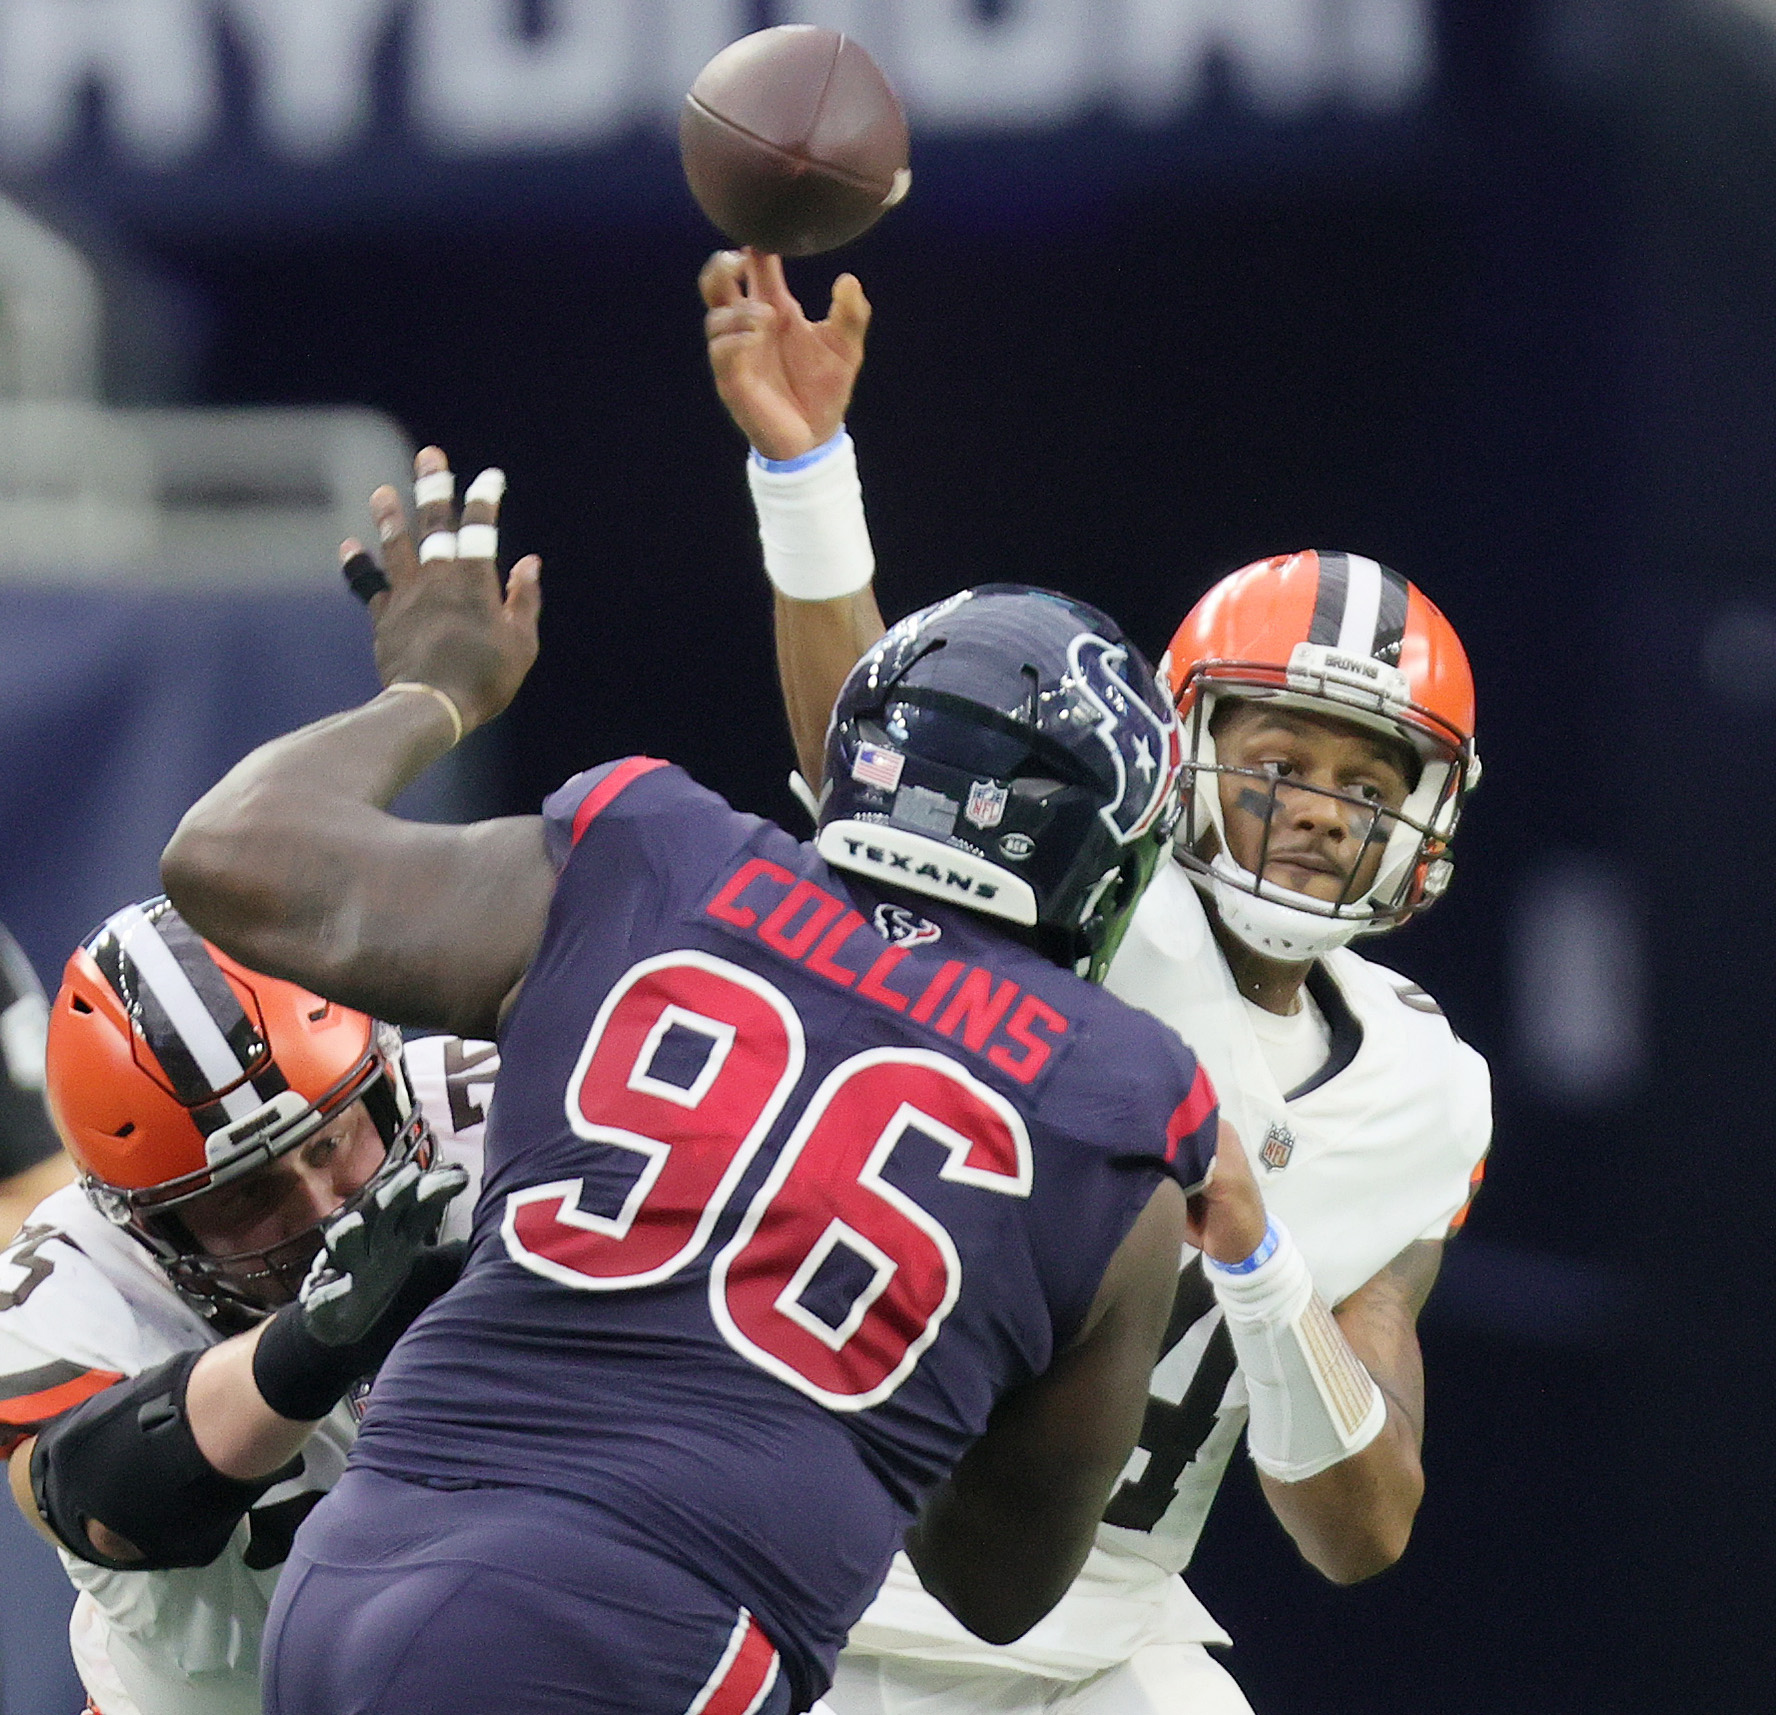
[700,248,870,461]
[299,1156,468,1348]
[342,446,542,737]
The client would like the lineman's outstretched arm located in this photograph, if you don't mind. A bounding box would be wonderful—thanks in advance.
[162,449,553,1040]
[904,1175,1190,1645]
[906,1121,1260,1644]
[5,1321,324,1565]
[700,249,886,788]
[1254,1239,1439,1584]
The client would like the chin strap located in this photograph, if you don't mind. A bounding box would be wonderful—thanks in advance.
[1194,857,1372,962]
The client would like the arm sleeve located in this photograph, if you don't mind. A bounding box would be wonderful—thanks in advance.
[0,928,62,1178]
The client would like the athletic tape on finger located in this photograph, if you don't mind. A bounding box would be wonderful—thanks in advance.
[341,552,390,605]
[464,468,506,506]
[419,531,458,564]
[456,524,498,560]
[413,471,455,508]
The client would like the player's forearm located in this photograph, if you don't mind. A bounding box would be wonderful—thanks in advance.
[164,692,454,964]
[1256,1399,1423,1583]
[909,1182,1188,1641]
[906,1356,1140,1644]
[907,1465,1109,1645]
[163,694,550,1035]
[746,431,887,790]
[186,1324,317,1482]
[1254,1258,1431,1583]
[774,588,886,787]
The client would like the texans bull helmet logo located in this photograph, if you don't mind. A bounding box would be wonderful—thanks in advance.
[1068,633,1184,848]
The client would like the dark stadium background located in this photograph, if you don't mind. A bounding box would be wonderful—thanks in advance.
[3,1,1774,1710]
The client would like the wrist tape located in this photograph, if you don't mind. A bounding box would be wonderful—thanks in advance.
[1206,1220,1387,1482]
[252,1241,466,1422]
[746,429,875,602]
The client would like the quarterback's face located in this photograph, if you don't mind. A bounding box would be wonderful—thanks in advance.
[179,1100,386,1278]
[1211,703,1414,904]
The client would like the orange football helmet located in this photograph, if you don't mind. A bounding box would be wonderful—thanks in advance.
[1163,550,1479,959]
[47,897,430,1317]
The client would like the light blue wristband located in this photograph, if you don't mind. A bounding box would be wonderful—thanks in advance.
[1204,1219,1280,1276]
[750,426,848,474]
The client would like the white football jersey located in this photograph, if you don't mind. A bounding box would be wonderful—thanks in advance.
[847,864,1491,1678]
[0,1034,494,1715]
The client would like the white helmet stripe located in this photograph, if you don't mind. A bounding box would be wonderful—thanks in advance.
[1335,555,1385,657]
[110,905,261,1123]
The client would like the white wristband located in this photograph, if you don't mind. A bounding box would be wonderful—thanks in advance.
[1208,1218,1387,1482]
[746,430,876,603]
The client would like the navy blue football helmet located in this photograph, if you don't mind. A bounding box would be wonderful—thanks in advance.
[817,586,1183,979]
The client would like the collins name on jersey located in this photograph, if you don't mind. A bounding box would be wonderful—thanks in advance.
[0,1034,492,1715]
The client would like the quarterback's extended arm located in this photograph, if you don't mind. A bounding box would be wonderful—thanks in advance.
[700,250,886,788]
[162,450,554,1040]
[1249,1239,1439,1583]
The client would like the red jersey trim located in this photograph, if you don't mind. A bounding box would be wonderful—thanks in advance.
[571,757,669,847]
[1165,1064,1217,1166]
[0,1365,123,1455]
[684,1609,780,1715]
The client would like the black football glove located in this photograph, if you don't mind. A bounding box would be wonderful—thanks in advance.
[251,1157,469,1422]
[299,1157,467,1346]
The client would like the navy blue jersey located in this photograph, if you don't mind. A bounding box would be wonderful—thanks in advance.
[354,761,1216,1703]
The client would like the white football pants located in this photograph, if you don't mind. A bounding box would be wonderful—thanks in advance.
[821,1645,1256,1715]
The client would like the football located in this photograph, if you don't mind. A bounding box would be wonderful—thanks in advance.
[680,26,911,258]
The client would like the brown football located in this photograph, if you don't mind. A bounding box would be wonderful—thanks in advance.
[680,26,911,258]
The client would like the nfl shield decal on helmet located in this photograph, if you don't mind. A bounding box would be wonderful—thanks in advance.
[965,780,1008,829]
[1259,1121,1297,1172]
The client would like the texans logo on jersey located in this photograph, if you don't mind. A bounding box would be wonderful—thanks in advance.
[1069,633,1184,846]
[873,903,942,948]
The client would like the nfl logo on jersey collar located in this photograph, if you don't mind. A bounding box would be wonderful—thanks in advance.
[1259,1121,1296,1172]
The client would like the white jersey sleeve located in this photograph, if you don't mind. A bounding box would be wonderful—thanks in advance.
[400,1033,495,1242]
[0,1190,193,1455]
